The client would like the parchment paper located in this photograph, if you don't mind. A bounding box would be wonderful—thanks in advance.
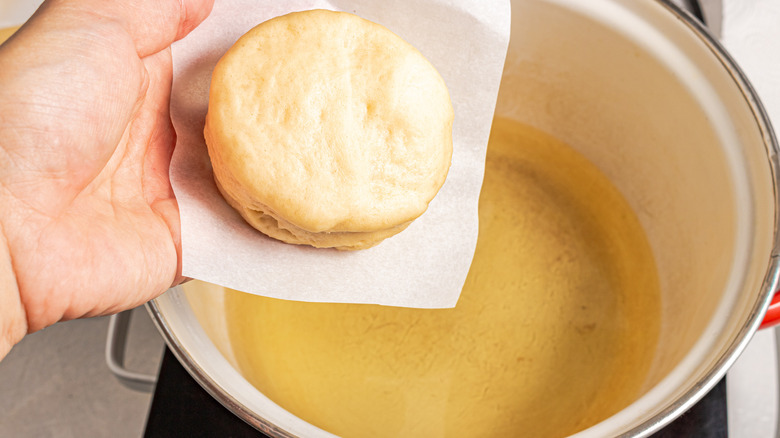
[169,0,510,308]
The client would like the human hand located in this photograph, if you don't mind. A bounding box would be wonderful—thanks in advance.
[0,0,214,358]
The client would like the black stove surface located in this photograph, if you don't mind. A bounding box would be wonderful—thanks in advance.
[144,348,727,438]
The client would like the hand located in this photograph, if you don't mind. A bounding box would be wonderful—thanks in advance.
[0,0,214,358]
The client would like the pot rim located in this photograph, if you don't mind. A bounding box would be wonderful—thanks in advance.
[146,294,305,437]
[148,1,780,437]
[611,0,780,436]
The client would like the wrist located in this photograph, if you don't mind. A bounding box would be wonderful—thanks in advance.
[0,220,26,360]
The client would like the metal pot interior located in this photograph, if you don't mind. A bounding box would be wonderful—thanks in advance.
[150,0,779,436]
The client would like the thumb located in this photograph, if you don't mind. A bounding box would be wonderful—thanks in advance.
[33,0,215,58]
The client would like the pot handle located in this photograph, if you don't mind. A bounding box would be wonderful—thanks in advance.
[760,292,780,329]
[105,310,157,392]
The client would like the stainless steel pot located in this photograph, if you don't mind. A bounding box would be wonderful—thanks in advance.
[149,0,780,436]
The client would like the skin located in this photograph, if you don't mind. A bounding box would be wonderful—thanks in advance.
[0,0,215,360]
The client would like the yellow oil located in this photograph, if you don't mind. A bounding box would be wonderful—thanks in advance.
[224,117,661,437]
[0,26,20,44]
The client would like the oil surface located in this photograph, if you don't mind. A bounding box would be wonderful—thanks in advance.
[224,118,661,437]
[0,26,19,44]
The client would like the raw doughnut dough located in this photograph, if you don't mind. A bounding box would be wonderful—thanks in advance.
[204,9,453,250]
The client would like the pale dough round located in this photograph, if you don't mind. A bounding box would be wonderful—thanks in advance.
[204,9,453,250]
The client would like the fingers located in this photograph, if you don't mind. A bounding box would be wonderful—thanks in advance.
[45,0,215,58]
[133,49,184,288]
[157,195,185,288]
[120,0,216,57]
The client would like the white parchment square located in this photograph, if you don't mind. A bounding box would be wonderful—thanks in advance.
[169,0,510,308]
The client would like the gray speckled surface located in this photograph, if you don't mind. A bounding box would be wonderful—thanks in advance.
[0,307,164,438]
